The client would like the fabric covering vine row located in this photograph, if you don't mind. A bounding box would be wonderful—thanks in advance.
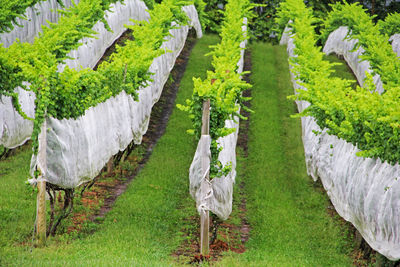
[278,0,400,260]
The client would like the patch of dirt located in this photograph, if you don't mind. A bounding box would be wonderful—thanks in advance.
[173,50,253,265]
[236,49,253,246]
[174,215,248,265]
[237,50,252,157]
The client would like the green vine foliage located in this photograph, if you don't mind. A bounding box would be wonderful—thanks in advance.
[0,0,192,156]
[193,0,208,30]
[378,12,400,37]
[203,0,261,36]
[276,0,400,165]
[199,0,399,42]
[249,0,280,42]
[202,0,226,33]
[242,0,339,42]
[1,0,120,154]
[178,0,253,178]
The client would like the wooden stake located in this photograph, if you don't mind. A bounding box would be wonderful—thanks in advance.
[36,179,46,246]
[107,157,113,175]
[200,99,210,256]
[201,100,210,134]
[36,119,47,247]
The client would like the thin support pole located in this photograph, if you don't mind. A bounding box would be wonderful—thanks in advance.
[36,179,46,246]
[36,119,47,247]
[200,99,210,256]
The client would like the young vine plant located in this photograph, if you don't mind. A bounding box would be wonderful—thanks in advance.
[178,0,254,178]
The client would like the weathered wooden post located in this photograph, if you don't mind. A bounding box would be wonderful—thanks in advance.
[36,119,47,246]
[107,157,114,175]
[200,99,210,256]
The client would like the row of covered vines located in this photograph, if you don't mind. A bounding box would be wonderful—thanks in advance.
[179,0,253,254]
[277,0,400,172]
[276,0,400,261]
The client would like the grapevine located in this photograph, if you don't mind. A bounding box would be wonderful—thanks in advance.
[178,0,254,178]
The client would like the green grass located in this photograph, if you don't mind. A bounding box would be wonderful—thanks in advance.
[0,144,35,249]
[0,34,220,266]
[216,43,354,266]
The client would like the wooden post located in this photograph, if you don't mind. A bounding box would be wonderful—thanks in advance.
[36,119,47,246]
[200,99,210,256]
[107,156,113,175]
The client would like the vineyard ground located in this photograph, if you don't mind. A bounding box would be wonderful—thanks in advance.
[0,37,379,266]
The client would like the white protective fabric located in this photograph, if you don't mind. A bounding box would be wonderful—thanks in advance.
[0,87,35,149]
[323,26,384,93]
[389,33,400,57]
[60,0,150,71]
[30,5,203,188]
[282,28,400,260]
[188,19,246,221]
[279,23,292,46]
[189,135,212,215]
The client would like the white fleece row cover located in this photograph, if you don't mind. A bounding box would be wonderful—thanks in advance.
[390,33,400,57]
[189,19,247,221]
[281,27,400,260]
[30,5,203,188]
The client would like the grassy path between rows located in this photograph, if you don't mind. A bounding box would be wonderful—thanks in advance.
[1,34,219,267]
[0,145,35,252]
[216,42,354,266]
